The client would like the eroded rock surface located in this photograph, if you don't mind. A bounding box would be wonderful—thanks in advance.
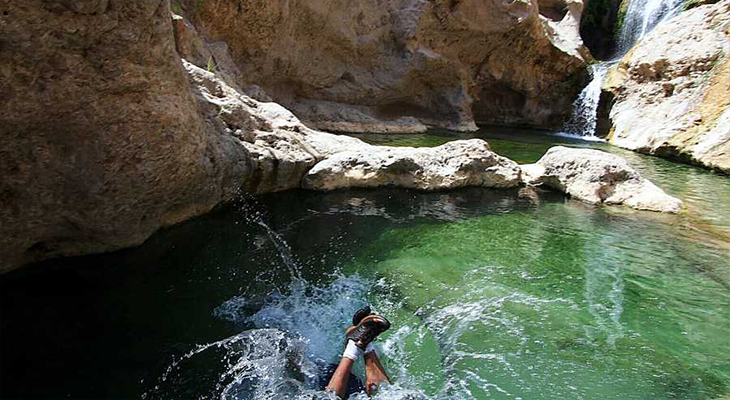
[528,146,683,212]
[604,0,730,174]
[180,0,590,132]
[303,140,521,191]
[0,0,239,273]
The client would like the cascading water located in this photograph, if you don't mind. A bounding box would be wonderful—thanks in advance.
[616,0,686,56]
[564,0,685,138]
[563,62,613,139]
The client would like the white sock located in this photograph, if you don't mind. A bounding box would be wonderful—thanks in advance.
[364,342,376,355]
[342,340,363,361]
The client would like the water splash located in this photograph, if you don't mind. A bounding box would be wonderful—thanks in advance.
[239,199,301,278]
[563,62,613,138]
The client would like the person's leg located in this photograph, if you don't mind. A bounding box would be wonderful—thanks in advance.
[364,350,390,395]
[325,357,356,399]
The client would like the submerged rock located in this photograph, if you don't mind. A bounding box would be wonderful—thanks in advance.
[604,0,730,174]
[302,140,521,191]
[527,146,683,213]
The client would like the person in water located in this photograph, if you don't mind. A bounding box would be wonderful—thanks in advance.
[323,306,392,399]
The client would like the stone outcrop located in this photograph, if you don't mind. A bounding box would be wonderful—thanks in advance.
[175,0,590,132]
[523,146,683,212]
[603,0,730,174]
[0,0,242,273]
[0,0,349,274]
[302,140,521,191]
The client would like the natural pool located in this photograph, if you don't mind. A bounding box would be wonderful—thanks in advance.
[1,128,729,400]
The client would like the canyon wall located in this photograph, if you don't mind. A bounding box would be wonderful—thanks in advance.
[604,0,730,174]
[179,0,591,132]
[0,0,249,272]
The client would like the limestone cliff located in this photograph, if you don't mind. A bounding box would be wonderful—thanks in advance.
[604,0,730,174]
[0,0,249,272]
[175,0,590,132]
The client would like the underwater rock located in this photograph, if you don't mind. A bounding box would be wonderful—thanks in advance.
[604,0,730,174]
[533,146,683,212]
[302,139,521,191]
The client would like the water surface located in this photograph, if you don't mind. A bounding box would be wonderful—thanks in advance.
[1,128,728,400]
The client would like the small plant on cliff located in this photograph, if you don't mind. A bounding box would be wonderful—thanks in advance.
[206,56,216,73]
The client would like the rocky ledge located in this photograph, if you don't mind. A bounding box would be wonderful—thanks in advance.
[303,140,521,191]
[522,146,683,213]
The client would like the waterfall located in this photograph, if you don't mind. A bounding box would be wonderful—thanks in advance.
[563,62,613,139]
[616,0,686,56]
[564,0,685,138]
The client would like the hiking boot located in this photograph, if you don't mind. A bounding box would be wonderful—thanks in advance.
[346,314,391,350]
[352,305,372,326]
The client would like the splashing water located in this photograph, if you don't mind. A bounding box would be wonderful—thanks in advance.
[239,199,302,278]
[562,63,613,139]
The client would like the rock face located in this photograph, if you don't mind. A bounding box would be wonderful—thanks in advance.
[603,0,730,174]
[525,146,683,212]
[0,0,240,273]
[303,140,521,191]
[0,0,355,274]
[0,0,532,274]
[178,0,590,132]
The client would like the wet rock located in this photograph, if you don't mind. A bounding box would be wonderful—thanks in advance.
[534,147,683,212]
[604,0,730,174]
[302,140,521,191]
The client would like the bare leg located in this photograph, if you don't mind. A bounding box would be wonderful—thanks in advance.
[325,357,356,399]
[364,351,390,395]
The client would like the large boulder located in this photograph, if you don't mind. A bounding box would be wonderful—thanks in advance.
[0,0,245,273]
[604,0,730,174]
[302,140,521,191]
[177,0,590,132]
[526,146,683,212]
[0,0,361,274]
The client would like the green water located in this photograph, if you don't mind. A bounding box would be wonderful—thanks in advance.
[0,128,728,400]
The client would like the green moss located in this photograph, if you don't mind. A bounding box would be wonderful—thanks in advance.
[683,0,719,10]
[169,0,183,15]
[614,8,627,39]
[206,56,216,73]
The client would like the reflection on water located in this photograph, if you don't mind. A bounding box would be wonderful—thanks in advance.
[1,129,729,400]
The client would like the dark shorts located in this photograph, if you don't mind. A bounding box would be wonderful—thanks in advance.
[318,363,365,398]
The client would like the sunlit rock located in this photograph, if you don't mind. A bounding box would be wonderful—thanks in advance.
[533,146,683,212]
[302,139,521,191]
[604,0,730,174]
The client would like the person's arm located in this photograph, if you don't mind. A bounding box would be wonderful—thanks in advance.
[364,351,390,395]
[325,357,357,399]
